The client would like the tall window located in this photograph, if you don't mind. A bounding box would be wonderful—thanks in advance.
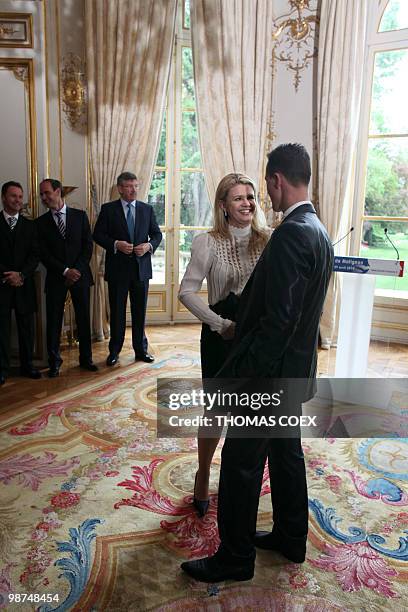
[358,0,408,293]
[147,0,211,315]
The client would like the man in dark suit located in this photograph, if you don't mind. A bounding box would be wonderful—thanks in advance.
[37,179,97,377]
[181,144,334,582]
[0,181,41,384]
[93,172,162,366]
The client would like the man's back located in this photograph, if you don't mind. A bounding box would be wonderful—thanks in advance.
[220,204,333,380]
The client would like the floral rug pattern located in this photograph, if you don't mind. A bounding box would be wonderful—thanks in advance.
[0,346,407,611]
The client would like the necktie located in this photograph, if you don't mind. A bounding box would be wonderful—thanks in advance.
[8,217,17,231]
[55,211,66,239]
[126,203,135,240]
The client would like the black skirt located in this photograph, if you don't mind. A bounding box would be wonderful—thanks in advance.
[200,292,240,378]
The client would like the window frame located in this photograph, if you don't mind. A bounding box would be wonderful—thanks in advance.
[148,1,211,321]
[351,1,408,298]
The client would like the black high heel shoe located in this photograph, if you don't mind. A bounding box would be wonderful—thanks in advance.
[193,472,209,517]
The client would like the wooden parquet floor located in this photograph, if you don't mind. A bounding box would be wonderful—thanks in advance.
[1,324,407,414]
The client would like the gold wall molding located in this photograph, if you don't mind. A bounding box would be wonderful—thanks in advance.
[11,65,28,82]
[372,320,408,332]
[55,0,63,181]
[147,290,167,313]
[260,111,283,228]
[375,303,408,312]
[33,271,43,360]
[272,0,318,92]
[0,13,33,48]
[61,52,87,130]
[0,58,38,218]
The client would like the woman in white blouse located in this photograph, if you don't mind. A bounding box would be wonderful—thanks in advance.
[179,173,270,516]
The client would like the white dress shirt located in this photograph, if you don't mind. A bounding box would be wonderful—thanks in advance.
[282,200,313,218]
[52,203,67,227]
[3,210,19,225]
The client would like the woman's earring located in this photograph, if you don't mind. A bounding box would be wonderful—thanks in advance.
[223,209,228,219]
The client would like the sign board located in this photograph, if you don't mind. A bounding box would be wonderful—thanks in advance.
[333,256,404,277]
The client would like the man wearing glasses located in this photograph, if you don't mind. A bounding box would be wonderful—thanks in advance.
[93,172,162,366]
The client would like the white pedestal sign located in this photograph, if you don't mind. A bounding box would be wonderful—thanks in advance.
[334,256,404,378]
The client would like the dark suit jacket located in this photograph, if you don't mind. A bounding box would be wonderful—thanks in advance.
[0,213,39,314]
[93,199,162,283]
[36,207,93,292]
[218,204,334,394]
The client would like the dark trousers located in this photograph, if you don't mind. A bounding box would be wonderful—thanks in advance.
[217,434,308,563]
[46,283,92,367]
[0,304,35,374]
[200,324,233,378]
[108,276,149,355]
[200,293,240,378]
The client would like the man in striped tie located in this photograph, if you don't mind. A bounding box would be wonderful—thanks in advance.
[0,181,41,385]
[37,179,97,377]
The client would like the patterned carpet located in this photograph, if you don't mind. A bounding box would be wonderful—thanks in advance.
[0,344,407,611]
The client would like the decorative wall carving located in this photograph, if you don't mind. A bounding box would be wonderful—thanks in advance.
[0,13,33,48]
[261,111,283,227]
[272,0,318,92]
[12,65,28,82]
[0,59,38,218]
[61,52,87,130]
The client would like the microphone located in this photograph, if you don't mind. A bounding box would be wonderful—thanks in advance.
[384,228,400,260]
[332,227,354,247]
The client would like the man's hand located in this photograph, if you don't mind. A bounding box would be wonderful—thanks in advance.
[116,240,134,255]
[134,243,151,257]
[3,271,23,287]
[65,268,82,283]
[221,321,236,341]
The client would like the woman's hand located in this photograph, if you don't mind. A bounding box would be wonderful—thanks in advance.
[221,321,236,340]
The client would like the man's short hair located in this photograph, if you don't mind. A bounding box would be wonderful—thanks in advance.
[1,180,23,197]
[117,172,138,185]
[266,143,311,187]
[41,178,63,195]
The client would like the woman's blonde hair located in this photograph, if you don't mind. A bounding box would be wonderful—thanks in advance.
[210,173,270,253]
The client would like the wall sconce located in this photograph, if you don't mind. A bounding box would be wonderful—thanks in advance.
[62,185,78,198]
[61,53,86,129]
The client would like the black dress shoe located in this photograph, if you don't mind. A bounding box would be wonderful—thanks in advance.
[106,354,118,366]
[193,472,209,517]
[135,352,154,363]
[80,361,98,372]
[254,531,306,563]
[181,554,254,583]
[20,367,42,379]
[48,366,60,378]
[0,374,6,385]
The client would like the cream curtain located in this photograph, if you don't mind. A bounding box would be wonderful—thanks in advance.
[191,0,274,201]
[317,0,369,347]
[86,0,177,340]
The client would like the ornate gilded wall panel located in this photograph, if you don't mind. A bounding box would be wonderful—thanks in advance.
[272,0,318,92]
[0,13,33,48]
[0,58,38,218]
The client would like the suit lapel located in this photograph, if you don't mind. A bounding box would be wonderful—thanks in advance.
[12,215,24,257]
[65,206,71,241]
[0,212,13,248]
[116,199,131,240]
[0,211,16,255]
[46,209,61,239]
[134,200,141,241]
